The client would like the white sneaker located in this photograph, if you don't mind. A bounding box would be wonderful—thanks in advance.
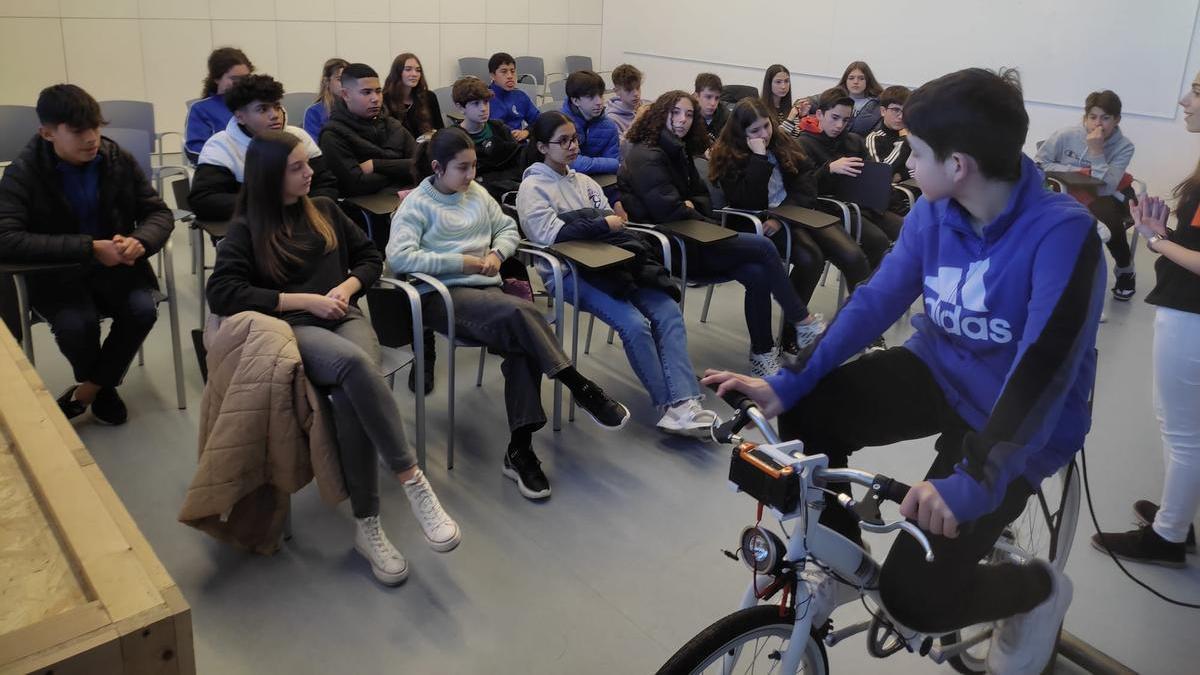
[986,560,1073,675]
[354,515,409,586]
[402,469,461,552]
[749,348,781,377]
[656,399,719,438]
[793,314,826,351]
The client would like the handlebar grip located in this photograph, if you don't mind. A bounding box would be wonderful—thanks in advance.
[878,476,912,505]
[702,377,757,412]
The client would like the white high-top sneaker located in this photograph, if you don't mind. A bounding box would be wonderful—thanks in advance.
[402,469,461,552]
[354,515,409,586]
[986,560,1073,674]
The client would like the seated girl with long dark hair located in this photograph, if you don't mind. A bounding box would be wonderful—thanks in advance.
[206,130,459,587]
[616,90,825,375]
[387,127,630,501]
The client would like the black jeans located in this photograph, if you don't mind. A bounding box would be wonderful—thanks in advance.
[778,347,1052,633]
[1089,196,1132,269]
[30,264,158,388]
[682,234,811,353]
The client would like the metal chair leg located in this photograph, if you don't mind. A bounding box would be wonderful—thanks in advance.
[14,273,34,365]
[475,346,486,387]
[164,242,186,409]
[700,285,716,323]
[584,313,596,354]
[606,326,615,345]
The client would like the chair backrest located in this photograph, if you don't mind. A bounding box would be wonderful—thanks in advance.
[171,172,191,211]
[433,86,457,126]
[831,160,893,211]
[720,85,759,109]
[515,56,545,85]
[548,79,567,102]
[100,100,155,137]
[538,99,560,114]
[458,57,490,80]
[693,157,727,210]
[564,55,592,74]
[281,92,317,129]
[103,127,153,179]
[0,105,39,164]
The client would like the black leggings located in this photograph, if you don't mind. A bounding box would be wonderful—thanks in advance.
[769,221,871,305]
[777,347,1052,633]
[1089,196,1132,269]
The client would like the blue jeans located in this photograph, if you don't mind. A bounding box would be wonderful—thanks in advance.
[551,271,700,409]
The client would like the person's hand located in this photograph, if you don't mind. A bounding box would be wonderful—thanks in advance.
[303,293,348,320]
[396,188,413,202]
[326,277,363,304]
[762,218,782,236]
[512,129,530,142]
[1129,196,1169,239]
[699,369,785,419]
[359,159,374,175]
[605,214,626,231]
[747,137,768,156]
[112,234,145,264]
[479,252,502,276]
[1085,126,1106,155]
[684,199,695,210]
[899,481,959,538]
[830,157,864,176]
[786,106,801,122]
[892,173,902,184]
[92,239,124,267]
[614,201,629,220]
[462,254,486,274]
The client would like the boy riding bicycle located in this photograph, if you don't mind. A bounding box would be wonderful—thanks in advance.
[704,68,1105,674]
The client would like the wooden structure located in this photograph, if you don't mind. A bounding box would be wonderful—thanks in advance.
[0,325,194,674]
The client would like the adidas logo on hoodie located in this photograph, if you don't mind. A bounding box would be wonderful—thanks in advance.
[923,259,1013,343]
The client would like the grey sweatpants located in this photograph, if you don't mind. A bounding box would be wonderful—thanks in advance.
[421,285,571,433]
[293,309,416,518]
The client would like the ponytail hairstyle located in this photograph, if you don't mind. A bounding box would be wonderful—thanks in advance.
[709,97,808,183]
[316,57,350,111]
[413,126,475,183]
[202,47,254,98]
[522,110,575,168]
[236,130,338,284]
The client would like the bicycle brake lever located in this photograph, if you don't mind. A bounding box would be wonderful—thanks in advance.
[859,519,935,562]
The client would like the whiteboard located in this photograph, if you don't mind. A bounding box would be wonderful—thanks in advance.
[614,0,1198,119]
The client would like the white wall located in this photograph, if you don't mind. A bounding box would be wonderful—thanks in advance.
[601,0,1200,200]
[0,0,603,150]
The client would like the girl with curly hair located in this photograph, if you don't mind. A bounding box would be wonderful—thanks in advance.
[617,91,825,375]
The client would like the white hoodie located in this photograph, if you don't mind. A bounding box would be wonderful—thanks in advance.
[197,116,321,182]
[515,161,612,246]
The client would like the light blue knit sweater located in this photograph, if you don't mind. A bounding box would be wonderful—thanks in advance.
[386,176,520,287]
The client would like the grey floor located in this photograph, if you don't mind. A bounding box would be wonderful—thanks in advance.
[28,219,1198,674]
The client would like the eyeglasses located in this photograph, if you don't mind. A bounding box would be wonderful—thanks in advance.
[547,135,580,148]
[885,106,904,115]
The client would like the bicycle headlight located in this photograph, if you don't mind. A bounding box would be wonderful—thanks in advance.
[739,525,786,575]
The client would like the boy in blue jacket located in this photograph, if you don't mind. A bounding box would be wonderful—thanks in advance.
[487,52,539,141]
[705,68,1104,674]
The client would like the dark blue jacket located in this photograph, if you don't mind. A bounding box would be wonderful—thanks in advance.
[766,155,1104,524]
[488,82,539,130]
[185,95,232,161]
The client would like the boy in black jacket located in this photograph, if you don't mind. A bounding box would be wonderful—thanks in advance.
[0,84,174,424]
[190,74,339,222]
[452,77,523,200]
[796,87,897,255]
[695,73,729,142]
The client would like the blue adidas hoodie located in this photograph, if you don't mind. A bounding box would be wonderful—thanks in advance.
[765,155,1105,524]
[488,82,540,131]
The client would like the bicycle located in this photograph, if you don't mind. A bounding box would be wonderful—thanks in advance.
[657,387,1081,675]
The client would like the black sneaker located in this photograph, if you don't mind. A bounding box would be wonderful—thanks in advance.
[407,330,436,395]
[503,447,551,500]
[573,381,630,430]
[91,387,128,425]
[1091,525,1187,568]
[56,386,87,420]
[1112,272,1135,301]
[1133,499,1196,552]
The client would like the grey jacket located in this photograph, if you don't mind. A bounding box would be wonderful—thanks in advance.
[1035,125,1135,197]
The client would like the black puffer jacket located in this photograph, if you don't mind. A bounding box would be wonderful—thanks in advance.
[797,127,868,194]
[318,104,417,197]
[0,134,173,287]
[618,130,711,225]
[715,149,819,212]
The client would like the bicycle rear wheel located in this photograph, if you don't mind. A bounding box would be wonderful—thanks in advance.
[657,605,828,675]
[939,460,1081,674]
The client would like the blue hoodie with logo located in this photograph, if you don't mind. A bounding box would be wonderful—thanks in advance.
[765,155,1104,524]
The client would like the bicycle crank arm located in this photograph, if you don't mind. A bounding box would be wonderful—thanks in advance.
[927,626,994,664]
[824,619,871,647]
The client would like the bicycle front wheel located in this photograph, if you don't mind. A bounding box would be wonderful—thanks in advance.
[657,605,829,675]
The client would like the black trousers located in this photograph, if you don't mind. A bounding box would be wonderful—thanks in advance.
[778,347,1052,633]
[29,264,158,388]
[1089,195,1132,269]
